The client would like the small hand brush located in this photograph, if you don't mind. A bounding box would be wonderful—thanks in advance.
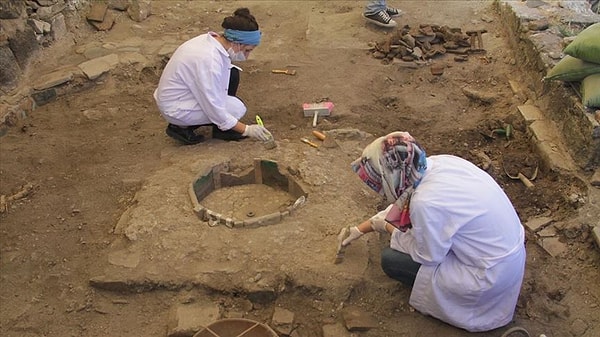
[334,227,349,264]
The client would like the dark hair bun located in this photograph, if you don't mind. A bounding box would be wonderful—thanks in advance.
[221,7,259,31]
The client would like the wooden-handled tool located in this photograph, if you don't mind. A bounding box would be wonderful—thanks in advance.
[271,69,296,75]
[312,130,326,140]
[334,227,349,264]
[301,138,319,148]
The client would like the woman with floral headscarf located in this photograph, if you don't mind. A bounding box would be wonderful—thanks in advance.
[341,131,526,332]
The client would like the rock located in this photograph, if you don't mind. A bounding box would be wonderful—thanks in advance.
[28,18,51,34]
[462,86,497,104]
[0,44,21,91]
[342,307,378,331]
[78,53,119,80]
[31,88,57,106]
[592,226,600,250]
[524,216,553,232]
[167,303,220,337]
[430,63,445,75]
[322,323,351,337]
[32,69,74,91]
[271,307,294,335]
[108,0,130,11]
[7,25,39,69]
[128,0,152,22]
[590,169,600,187]
[0,0,26,19]
[570,318,588,336]
[87,2,107,22]
[538,237,567,257]
[107,249,141,268]
[528,19,549,31]
[89,10,115,31]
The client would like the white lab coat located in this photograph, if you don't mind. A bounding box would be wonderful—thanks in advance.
[385,155,526,332]
[153,32,246,129]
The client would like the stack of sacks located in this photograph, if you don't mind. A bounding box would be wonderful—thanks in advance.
[544,23,600,108]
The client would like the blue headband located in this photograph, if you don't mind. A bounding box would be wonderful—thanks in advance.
[224,29,262,46]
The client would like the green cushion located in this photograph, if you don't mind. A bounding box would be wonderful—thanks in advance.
[581,73,600,108]
[564,23,600,64]
[545,55,600,81]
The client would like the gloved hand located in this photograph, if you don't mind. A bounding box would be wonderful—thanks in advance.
[242,124,272,142]
[341,226,364,246]
[370,204,393,233]
[370,218,389,234]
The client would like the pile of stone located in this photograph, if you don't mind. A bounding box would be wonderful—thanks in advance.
[86,0,151,31]
[368,24,483,64]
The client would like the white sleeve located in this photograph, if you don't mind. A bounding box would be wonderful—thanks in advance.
[369,204,394,229]
[184,55,239,130]
[389,201,453,265]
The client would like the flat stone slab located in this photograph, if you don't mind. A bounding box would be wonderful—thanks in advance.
[32,69,74,91]
[167,303,220,337]
[78,53,119,80]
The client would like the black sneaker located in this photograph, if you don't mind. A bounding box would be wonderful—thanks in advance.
[363,10,397,28]
[212,125,247,141]
[386,7,402,17]
[165,124,205,145]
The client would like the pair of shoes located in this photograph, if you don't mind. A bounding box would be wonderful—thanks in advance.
[386,7,402,17]
[363,10,398,28]
[165,124,205,145]
[212,125,247,141]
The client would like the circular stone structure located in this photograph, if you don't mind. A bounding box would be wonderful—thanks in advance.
[193,318,278,337]
[189,159,308,228]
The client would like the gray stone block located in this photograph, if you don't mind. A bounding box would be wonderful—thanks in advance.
[272,307,294,335]
[518,104,544,123]
[0,44,20,91]
[0,0,25,19]
[524,216,553,232]
[322,323,351,337]
[342,307,378,331]
[538,237,568,257]
[593,226,600,250]
[7,25,38,69]
[31,88,56,106]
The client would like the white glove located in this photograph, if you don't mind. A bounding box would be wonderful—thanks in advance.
[370,204,393,233]
[370,218,388,234]
[341,226,364,246]
[242,124,272,142]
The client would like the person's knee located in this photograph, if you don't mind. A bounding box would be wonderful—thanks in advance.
[226,96,247,119]
[380,247,396,276]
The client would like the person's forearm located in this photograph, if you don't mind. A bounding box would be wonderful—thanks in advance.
[357,219,394,234]
[356,219,374,233]
[232,121,246,133]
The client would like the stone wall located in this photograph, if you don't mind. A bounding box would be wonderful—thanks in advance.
[0,0,151,95]
[0,0,88,95]
[495,0,600,170]
[0,0,152,134]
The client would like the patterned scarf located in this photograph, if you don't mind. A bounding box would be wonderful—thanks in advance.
[351,132,427,231]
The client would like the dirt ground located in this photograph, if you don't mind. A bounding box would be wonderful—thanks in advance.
[1,1,599,337]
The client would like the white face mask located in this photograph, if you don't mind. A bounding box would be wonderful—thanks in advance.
[227,44,246,62]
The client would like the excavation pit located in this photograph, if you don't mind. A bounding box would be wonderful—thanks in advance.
[189,159,308,228]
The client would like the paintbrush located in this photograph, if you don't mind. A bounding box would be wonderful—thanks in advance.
[334,227,349,264]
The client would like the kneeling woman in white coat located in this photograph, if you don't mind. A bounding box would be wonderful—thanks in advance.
[341,131,526,332]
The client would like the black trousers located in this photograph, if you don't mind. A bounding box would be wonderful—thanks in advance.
[381,246,422,287]
[184,67,242,130]
[228,67,240,96]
